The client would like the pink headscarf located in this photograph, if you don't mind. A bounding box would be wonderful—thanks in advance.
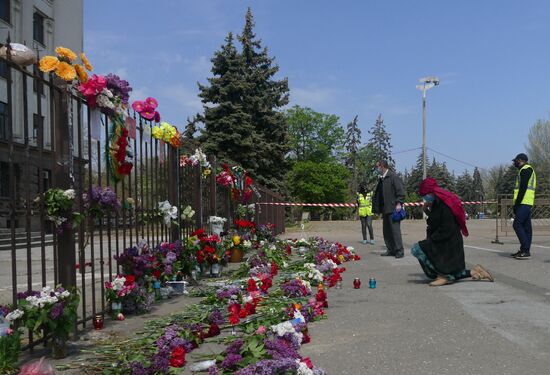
[419,178,469,237]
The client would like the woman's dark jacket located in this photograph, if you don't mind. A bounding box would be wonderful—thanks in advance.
[419,198,465,275]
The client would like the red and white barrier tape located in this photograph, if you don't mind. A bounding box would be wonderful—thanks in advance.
[258,201,487,207]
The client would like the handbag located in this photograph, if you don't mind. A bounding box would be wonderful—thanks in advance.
[391,206,406,222]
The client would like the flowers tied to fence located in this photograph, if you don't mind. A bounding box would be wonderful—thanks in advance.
[107,115,134,182]
[132,97,160,122]
[82,185,121,218]
[180,148,211,178]
[235,203,255,219]
[16,287,79,342]
[37,188,82,235]
[38,46,92,83]
[181,205,196,222]
[158,200,178,226]
[152,122,181,148]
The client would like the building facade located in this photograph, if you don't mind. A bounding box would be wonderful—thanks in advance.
[0,0,83,230]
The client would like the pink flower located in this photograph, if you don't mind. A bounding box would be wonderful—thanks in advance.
[301,357,313,369]
[145,97,158,109]
[140,104,156,120]
[6,328,13,335]
[255,325,266,334]
[132,100,145,112]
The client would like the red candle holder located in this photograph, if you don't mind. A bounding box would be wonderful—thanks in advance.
[353,278,361,289]
[93,314,104,330]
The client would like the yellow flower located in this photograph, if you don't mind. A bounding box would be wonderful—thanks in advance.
[39,55,59,72]
[55,46,77,62]
[233,235,241,246]
[80,52,93,71]
[55,61,76,81]
[151,126,163,140]
[203,168,211,177]
[74,64,88,83]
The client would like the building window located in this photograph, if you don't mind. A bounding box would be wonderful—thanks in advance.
[42,169,51,191]
[0,0,10,24]
[33,11,45,45]
[33,114,43,141]
[33,64,44,95]
[0,162,9,197]
[0,101,9,141]
[0,60,7,79]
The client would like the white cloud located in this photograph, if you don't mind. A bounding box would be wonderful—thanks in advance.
[184,56,211,77]
[129,87,149,103]
[289,86,338,108]
[161,85,203,114]
[365,94,415,116]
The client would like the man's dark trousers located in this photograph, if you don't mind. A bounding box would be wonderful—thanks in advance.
[382,213,404,255]
[513,204,532,253]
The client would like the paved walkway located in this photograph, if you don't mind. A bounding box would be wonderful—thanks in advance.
[284,219,550,375]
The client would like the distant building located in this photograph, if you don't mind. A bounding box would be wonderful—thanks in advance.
[0,0,83,230]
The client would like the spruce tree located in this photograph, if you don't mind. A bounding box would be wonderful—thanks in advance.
[344,115,361,193]
[472,167,484,200]
[197,33,256,170]
[238,8,290,190]
[406,152,425,196]
[366,114,395,169]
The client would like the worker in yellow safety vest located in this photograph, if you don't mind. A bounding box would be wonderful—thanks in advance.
[357,183,375,245]
[511,153,536,260]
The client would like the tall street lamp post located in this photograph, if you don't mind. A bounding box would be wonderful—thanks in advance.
[416,76,439,180]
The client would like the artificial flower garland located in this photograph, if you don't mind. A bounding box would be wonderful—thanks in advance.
[107,116,134,182]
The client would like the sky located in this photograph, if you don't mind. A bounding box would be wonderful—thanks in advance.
[84,0,550,176]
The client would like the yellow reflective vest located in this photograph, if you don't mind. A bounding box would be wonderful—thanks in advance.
[357,193,373,217]
[513,164,536,206]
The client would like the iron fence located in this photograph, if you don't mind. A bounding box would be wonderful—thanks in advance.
[0,53,285,349]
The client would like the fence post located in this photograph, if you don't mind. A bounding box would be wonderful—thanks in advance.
[209,155,217,219]
[168,147,180,242]
[194,164,203,229]
[53,87,76,289]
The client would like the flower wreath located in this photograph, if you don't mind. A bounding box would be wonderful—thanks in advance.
[107,115,134,182]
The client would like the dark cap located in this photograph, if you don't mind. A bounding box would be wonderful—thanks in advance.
[512,153,528,162]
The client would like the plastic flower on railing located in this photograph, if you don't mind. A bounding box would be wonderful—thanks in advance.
[189,148,210,168]
[39,46,92,82]
[151,121,181,147]
[216,165,235,187]
[38,188,82,235]
[158,200,178,225]
[208,216,227,225]
[132,97,160,122]
[105,73,132,105]
[181,205,195,221]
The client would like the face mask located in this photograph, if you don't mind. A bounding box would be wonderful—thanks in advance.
[422,194,434,203]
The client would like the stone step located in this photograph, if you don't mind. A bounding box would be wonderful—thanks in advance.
[0,239,54,251]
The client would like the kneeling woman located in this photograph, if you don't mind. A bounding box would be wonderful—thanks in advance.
[411,178,494,286]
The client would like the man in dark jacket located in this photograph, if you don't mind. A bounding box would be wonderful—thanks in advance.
[372,160,406,258]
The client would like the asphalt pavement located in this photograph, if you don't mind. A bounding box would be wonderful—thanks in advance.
[285,219,550,375]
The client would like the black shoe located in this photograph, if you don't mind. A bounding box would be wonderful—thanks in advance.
[380,251,394,256]
[513,252,531,260]
[510,250,522,257]
[394,252,404,259]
